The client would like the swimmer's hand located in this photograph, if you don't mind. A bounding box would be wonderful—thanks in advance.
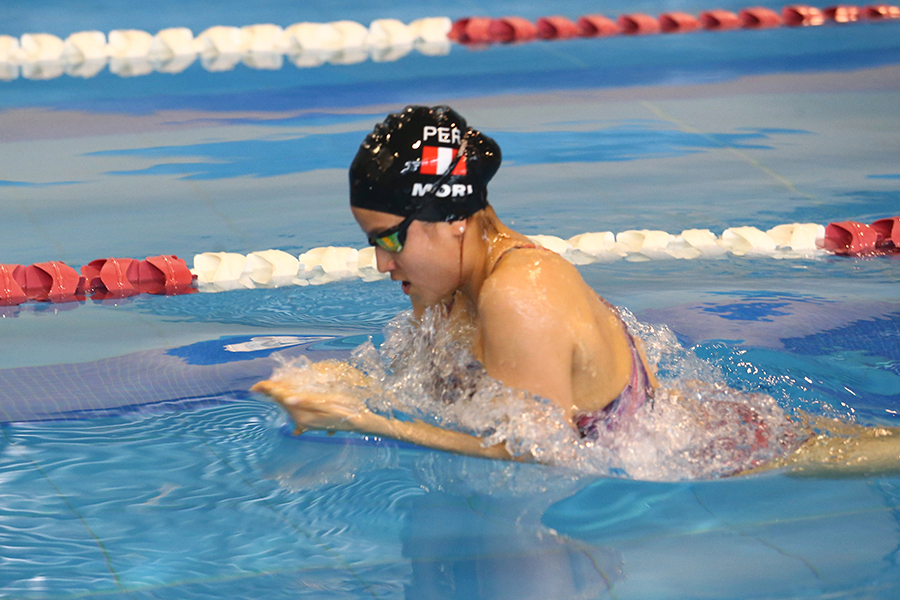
[251,360,375,435]
[252,360,516,461]
[252,378,373,434]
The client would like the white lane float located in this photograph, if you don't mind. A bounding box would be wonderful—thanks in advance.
[616,229,675,261]
[192,252,248,291]
[185,221,839,291]
[0,17,454,81]
[766,223,825,253]
[721,226,779,255]
[240,249,300,288]
[567,231,620,264]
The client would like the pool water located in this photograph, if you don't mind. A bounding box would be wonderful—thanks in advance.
[2,0,900,597]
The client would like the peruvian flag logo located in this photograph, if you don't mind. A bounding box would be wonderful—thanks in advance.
[421,146,466,176]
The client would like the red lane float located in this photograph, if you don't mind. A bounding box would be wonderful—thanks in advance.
[0,255,194,306]
[863,4,900,18]
[0,265,28,306]
[618,13,662,35]
[783,5,827,25]
[872,217,900,249]
[700,10,743,29]
[487,17,538,43]
[577,15,621,37]
[449,17,493,44]
[82,257,140,298]
[536,16,582,39]
[660,12,703,33]
[83,255,194,298]
[823,221,880,255]
[739,6,784,27]
[142,255,195,294]
[452,4,900,46]
[825,4,862,20]
[17,262,86,303]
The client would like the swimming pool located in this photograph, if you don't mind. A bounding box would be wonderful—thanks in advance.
[2,0,900,597]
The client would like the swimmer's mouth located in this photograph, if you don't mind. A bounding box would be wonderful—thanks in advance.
[401,281,411,295]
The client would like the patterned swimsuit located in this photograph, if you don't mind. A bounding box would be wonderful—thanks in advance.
[574,306,655,438]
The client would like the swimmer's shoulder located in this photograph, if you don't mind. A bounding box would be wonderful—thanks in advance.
[479,245,589,320]
[489,244,580,283]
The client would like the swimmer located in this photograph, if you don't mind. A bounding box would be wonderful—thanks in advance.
[253,105,900,478]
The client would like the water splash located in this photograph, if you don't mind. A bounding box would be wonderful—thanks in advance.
[272,307,808,481]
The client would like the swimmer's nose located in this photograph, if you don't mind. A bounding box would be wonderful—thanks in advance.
[374,247,396,273]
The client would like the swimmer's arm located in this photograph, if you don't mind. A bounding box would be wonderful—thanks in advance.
[356,412,518,461]
[251,378,519,461]
[633,336,659,389]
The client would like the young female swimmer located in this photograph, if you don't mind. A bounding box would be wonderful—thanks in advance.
[253,106,900,477]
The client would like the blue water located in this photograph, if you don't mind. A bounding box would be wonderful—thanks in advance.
[2,0,900,597]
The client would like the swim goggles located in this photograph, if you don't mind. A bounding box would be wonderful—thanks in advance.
[367,136,470,254]
[367,213,415,253]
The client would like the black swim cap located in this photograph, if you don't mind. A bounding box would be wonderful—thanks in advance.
[349,106,501,222]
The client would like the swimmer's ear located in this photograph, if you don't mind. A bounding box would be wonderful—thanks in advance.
[450,219,467,237]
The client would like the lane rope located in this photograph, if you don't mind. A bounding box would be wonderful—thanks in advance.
[1,5,897,81]
[1,217,897,307]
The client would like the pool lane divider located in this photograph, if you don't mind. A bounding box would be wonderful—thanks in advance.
[449,4,898,44]
[1,217,897,307]
[1,5,897,82]
[0,18,454,81]
[0,255,195,306]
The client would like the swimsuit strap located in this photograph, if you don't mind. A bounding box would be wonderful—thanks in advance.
[490,243,544,274]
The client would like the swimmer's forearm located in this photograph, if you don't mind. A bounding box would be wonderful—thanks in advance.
[253,377,519,461]
[362,412,520,461]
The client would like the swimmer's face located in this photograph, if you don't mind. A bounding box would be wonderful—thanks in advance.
[352,206,465,307]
